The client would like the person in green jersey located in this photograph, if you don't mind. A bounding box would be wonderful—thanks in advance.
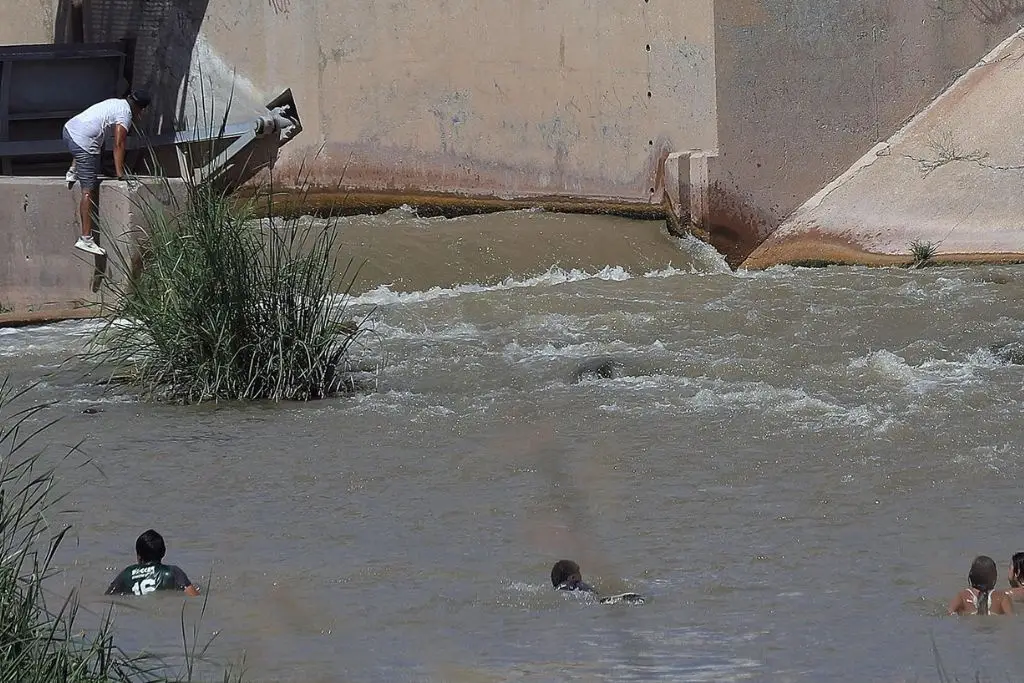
[105,529,200,597]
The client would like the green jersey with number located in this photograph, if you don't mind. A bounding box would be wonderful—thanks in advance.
[105,562,192,596]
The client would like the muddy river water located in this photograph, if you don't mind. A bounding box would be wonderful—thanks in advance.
[3,210,1024,682]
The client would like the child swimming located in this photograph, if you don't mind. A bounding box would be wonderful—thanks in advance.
[105,529,200,597]
[948,555,1013,616]
[550,560,645,605]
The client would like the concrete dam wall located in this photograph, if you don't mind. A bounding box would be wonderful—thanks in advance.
[2,0,1023,266]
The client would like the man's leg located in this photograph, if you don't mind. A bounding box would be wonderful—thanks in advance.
[79,188,95,237]
[73,152,105,256]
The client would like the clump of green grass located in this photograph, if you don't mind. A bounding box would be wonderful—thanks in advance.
[909,239,939,268]
[0,378,124,682]
[91,177,379,404]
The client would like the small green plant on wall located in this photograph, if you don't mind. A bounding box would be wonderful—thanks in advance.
[909,239,938,268]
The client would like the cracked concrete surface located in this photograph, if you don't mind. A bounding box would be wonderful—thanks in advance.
[743,28,1024,269]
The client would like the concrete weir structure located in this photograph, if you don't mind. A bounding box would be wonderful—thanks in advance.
[1,0,1023,312]
[744,27,1024,269]
[0,177,183,324]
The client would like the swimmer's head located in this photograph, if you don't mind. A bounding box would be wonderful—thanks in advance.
[969,555,998,592]
[550,559,592,591]
[136,529,166,564]
[1010,552,1024,588]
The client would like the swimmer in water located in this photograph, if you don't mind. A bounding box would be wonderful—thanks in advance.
[1007,552,1024,601]
[105,529,201,597]
[948,555,1013,615]
[551,559,594,592]
[550,559,645,604]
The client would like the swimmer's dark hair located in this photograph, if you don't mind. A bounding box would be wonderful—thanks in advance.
[136,529,166,563]
[1012,552,1024,588]
[551,559,582,588]
[969,555,997,615]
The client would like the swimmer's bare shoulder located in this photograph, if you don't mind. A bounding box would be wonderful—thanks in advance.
[948,589,970,616]
[995,590,1014,615]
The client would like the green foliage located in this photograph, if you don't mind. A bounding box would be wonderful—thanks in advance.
[909,239,939,268]
[92,179,377,403]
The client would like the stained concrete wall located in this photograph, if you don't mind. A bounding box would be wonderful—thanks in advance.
[743,28,1024,269]
[711,0,1024,263]
[193,0,719,201]
[0,6,52,45]
[3,0,718,203]
[0,177,183,317]
[3,0,1024,268]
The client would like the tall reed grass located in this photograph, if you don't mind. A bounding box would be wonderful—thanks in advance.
[92,176,377,403]
[0,378,129,682]
[0,378,244,681]
[88,74,377,403]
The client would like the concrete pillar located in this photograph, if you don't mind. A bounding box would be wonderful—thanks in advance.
[664,150,717,237]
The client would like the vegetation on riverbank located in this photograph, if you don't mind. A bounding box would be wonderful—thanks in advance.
[91,177,378,404]
[0,378,243,681]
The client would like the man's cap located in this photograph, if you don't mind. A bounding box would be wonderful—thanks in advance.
[128,89,152,108]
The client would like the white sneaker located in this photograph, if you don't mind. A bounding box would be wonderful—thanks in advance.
[74,235,106,256]
[66,167,77,189]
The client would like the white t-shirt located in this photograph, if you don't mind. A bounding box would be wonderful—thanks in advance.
[64,98,133,154]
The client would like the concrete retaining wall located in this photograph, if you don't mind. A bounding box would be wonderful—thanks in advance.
[34,0,718,203]
[0,177,184,318]
[743,28,1024,269]
[2,1,1024,270]
[710,0,1024,263]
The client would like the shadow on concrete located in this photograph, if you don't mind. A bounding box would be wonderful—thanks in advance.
[968,0,1024,24]
[53,0,210,137]
[53,0,85,44]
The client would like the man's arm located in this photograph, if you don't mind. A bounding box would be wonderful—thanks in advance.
[172,566,201,596]
[113,124,128,179]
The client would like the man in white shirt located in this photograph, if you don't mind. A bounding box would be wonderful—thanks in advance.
[62,90,151,256]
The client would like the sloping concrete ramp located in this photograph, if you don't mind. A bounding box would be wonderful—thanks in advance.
[744,28,1024,269]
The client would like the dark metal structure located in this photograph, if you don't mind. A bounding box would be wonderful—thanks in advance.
[0,41,301,190]
[0,41,129,174]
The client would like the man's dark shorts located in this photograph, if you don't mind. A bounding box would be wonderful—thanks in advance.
[62,128,100,191]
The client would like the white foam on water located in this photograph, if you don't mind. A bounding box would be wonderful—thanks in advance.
[661,231,734,275]
[502,339,668,365]
[578,372,897,434]
[338,259,729,310]
[368,319,487,343]
[342,265,636,307]
[896,274,974,301]
[953,443,1017,475]
[849,349,995,393]
[830,404,898,435]
[0,320,107,357]
[506,581,547,595]
[687,381,836,415]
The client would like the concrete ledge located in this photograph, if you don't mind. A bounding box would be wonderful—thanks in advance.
[0,176,185,317]
[244,187,668,222]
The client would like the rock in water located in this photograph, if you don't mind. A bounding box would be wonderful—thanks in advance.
[990,342,1024,365]
[570,356,625,383]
